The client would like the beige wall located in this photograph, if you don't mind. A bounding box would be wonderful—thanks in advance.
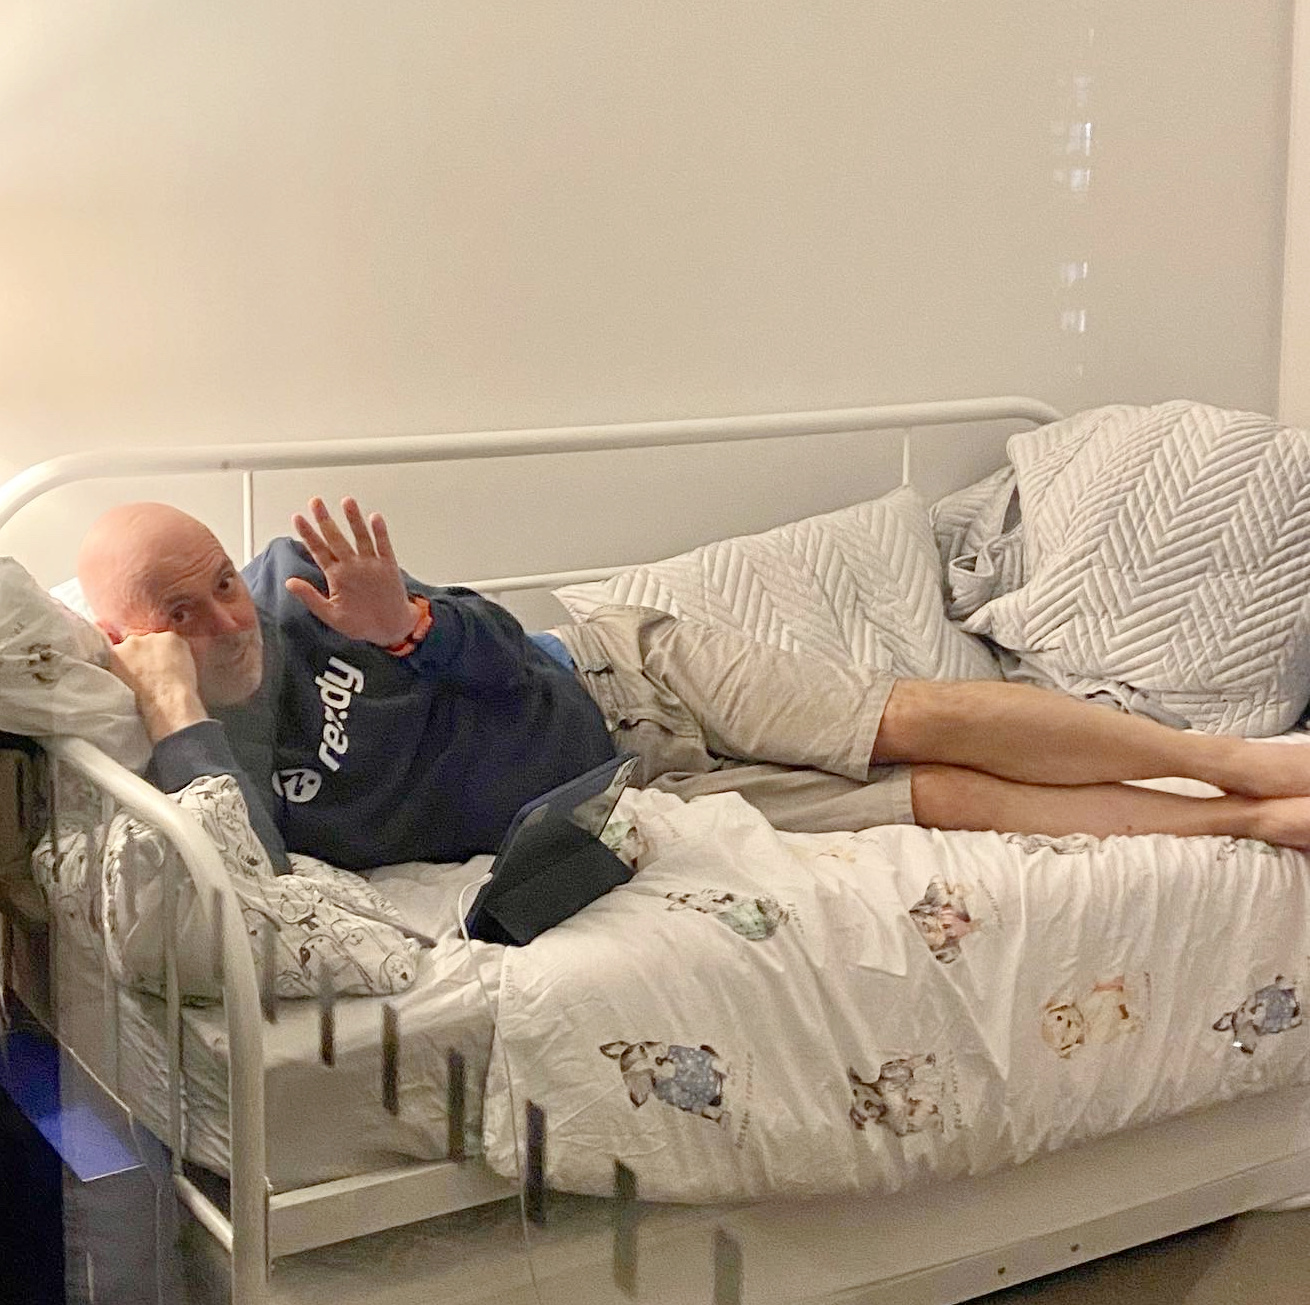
[0,2,1295,586]
[1282,0,1310,426]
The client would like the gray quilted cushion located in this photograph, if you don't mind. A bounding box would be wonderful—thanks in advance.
[555,485,1000,681]
[961,402,1310,735]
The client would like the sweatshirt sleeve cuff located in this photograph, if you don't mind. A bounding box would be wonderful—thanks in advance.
[149,720,291,873]
[149,719,236,789]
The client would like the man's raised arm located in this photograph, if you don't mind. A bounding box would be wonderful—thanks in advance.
[284,496,537,688]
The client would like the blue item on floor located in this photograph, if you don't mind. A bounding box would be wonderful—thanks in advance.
[0,1026,141,1182]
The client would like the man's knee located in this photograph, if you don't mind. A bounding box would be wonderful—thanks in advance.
[908,763,976,828]
[873,679,943,764]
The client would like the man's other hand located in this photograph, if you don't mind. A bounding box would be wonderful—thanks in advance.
[287,496,418,647]
[110,632,209,742]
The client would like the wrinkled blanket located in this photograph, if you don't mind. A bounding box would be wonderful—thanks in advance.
[932,401,1310,735]
[483,783,1310,1203]
[32,774,420,1002]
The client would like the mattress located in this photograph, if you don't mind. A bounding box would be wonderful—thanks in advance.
[52,853,505,1193]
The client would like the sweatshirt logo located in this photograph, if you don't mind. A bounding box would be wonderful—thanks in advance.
[273,768,322,804]
[317,656,364,773]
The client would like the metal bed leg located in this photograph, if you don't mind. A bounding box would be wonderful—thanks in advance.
[221,1179,272,1305]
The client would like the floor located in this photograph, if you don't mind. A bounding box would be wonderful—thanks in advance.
[0,1088,63,1305]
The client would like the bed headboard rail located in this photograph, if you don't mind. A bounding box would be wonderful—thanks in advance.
[0,396,1061,589]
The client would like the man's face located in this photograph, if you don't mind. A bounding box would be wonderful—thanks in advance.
[125,538,264,707]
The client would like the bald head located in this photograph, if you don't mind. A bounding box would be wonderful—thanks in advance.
[78,503,264,706]
[79,503,219,627]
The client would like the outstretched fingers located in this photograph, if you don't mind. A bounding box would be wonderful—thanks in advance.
[295,496,393,566]
[292,497,338,569]
[340,496,377,558]
[286,495,411,645]
[310,496,356,559]
[369,510,397,563]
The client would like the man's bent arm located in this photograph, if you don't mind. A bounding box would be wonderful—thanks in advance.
[275,498,551,692]
[110,631,291,872]
[149,721,291,872]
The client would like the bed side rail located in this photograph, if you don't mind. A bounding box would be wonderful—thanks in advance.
[40,735,269,1303]
[0,736,47,1021]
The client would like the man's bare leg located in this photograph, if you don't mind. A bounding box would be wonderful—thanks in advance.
[909,764,1310,847]
[876,681,1308,798]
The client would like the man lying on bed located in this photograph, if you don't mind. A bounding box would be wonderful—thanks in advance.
[76,497,1310,873]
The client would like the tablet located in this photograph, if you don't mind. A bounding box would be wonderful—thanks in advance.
[463,752,639,945]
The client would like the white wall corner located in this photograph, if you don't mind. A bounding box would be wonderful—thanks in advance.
[1280,0,1310,425]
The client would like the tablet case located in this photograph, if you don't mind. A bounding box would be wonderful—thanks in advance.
[465,753,637,945]
[466,809,632,945]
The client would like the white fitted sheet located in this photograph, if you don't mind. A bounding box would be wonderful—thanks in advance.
[47,730,1310,1199]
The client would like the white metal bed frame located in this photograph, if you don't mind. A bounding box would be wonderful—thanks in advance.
[4,394,1309,1305]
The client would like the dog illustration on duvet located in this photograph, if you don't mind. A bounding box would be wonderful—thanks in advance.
[1041,975,1146,1058]
[909,877,981,964]
[600,1040,731,1125]
[848,1055,944,1137]
[665,889,789,941]
[1213,978,1302,1055]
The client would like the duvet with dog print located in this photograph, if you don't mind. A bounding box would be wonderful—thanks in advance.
[482,771,1310,1203]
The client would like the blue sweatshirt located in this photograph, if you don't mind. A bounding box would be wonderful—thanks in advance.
[148,538,615,872]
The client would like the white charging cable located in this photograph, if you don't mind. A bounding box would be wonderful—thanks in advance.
[456,871,545,1304]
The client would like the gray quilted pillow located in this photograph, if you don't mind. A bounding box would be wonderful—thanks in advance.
[963,402,1310,735]
[555,485,1000,681]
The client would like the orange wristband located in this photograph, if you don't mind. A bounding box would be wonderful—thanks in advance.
[385,595,433,657]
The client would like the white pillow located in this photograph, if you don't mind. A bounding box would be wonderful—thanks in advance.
[50,576,97,622]
[961,402,1310,735]
[0,558,151,769]
[554,485,1001,682]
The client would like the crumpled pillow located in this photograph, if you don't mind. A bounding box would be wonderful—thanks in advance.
[0,558,151,770]
[951,402,1310,735]
[554,486,1000,682]
[49,576,98,622]
[929,466,1025,622]
[97,774,420,1002]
